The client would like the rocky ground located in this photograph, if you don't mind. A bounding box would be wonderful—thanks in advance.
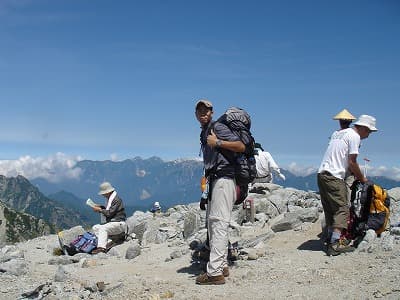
[1,184,400,300]
[1,217,399,300]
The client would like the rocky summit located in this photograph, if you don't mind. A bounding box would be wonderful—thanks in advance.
[1,183,400,300]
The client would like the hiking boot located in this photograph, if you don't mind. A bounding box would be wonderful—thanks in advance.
[327,239,355,256]
[196,273,225,285]
[201,265,229,277]
[223,266,229,277]
[92,247,107,254]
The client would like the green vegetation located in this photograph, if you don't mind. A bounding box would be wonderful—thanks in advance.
[3,205,55,244]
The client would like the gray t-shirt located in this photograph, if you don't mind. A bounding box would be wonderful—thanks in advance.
[200,121,240,178]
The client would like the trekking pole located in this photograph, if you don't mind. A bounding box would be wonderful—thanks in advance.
[363,158,370,177]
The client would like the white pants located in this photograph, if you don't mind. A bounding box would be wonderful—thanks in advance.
[207,177,236,276]
[92,221,126,248]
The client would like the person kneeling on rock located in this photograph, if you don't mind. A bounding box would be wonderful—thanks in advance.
[91,182,127,254]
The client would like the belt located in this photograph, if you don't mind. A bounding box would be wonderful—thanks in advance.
[320,171,333,176]
[256,175,271,179]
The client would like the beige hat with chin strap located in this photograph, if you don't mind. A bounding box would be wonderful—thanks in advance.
[333,109,356,120]
[98,182,115,195]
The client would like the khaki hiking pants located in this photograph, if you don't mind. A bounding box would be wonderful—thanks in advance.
[318,172,349,230]
[207,177,236,277]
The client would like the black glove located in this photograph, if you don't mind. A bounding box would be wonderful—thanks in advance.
[200,197,207,210]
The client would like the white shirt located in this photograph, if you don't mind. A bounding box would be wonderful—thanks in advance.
[318,128,360,180]
[255,151,280,178]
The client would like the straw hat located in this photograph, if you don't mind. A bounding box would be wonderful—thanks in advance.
[333,109,356,121]
[98,182,115,195]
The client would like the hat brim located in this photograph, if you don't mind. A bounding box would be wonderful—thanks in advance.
[195,100,213,110]
[98,188,115,195]
[354,121,378,132]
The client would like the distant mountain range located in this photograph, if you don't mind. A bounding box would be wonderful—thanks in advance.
[277,171,400,192]
[31,157,400,218]
[32,156,203,212]
[0,156,399,245]
[0,175,90,230]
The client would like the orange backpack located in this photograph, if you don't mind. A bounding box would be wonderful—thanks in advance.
[369,184,390,235]
[349,181,391,238]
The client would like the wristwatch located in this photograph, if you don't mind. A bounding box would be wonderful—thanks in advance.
[216,139,222,147]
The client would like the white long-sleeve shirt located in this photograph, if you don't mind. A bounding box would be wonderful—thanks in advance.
[255,151,281,178]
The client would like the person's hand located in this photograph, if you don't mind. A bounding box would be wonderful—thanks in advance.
[92,205,102,212]
[200,198,207,210]
[207,129,218,148]
[278,173,286,181]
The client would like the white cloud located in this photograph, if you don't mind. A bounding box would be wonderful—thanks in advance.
[367,165,400,181]
[287,162,317,177]
[110,153,119,162]
[136,169,146,177]
[0,152,82,183]
[285,162,400,181]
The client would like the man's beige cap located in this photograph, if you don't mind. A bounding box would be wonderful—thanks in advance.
[333,109,356,120]
[195,99,213,110]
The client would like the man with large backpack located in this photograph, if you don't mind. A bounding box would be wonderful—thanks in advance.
[317,114,378,256]
[195,99,246,285]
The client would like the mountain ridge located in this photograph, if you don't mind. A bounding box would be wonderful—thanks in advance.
[30,156,400,213]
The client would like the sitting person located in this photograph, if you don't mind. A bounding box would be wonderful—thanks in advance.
[253,143,286,184]
[91,181,127,254]
[150,201,162,214]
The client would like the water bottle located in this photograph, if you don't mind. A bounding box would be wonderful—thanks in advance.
[200,176,209,210]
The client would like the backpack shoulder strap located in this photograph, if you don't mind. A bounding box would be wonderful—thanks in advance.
[199,121,216,145]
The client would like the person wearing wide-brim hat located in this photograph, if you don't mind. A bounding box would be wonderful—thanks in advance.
[318,114,378,256]
[333,109,356,130]
[91,181,127,254]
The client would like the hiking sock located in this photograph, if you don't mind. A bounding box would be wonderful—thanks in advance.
[330,231,341,244]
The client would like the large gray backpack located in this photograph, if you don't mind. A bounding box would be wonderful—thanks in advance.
[216,107,257,204]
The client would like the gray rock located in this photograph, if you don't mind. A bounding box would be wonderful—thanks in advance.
[183,210,200,239]
[388,187,400,202]
[48,256,74,265]
[298,207,320,223]
[390,227,400,235]
[125,241,141,259]
[382,235,395,251]
[240,231,275,248]
[0,258,28,276]
[0,246,24,263]
[58,226,85,245]
[155,231,168,244]
[246,249,258,260]
[363,229,377,243]
[141,219,161,246]
[54,265,68,282]
[255,197,281,219]
[169,249,182,259]
[271,212,302,232]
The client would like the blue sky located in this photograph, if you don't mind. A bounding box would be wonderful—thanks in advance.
[0,0,399,181]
